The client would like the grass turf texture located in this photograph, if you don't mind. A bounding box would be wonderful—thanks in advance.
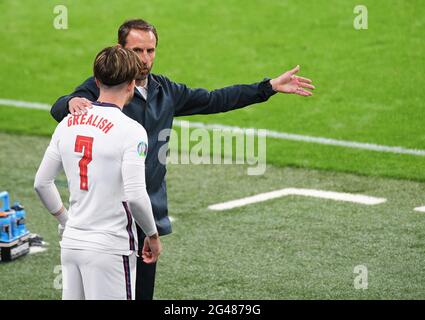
[0,0,424,181]
[1,132,425,299]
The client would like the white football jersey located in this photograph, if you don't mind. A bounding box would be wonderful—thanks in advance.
[45,102,149,255]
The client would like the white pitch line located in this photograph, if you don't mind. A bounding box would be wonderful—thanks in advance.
[174,120,425,157]
[0,98,50,110]
[208,188,387,211]
[1,98,425,157]
[29,246,48,255]
[414,206,425,212]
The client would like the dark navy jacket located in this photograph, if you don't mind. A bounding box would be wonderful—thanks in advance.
[50,73,276,238]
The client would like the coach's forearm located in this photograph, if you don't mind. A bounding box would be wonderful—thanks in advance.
[174,78,277,116]
[50,77,99,122]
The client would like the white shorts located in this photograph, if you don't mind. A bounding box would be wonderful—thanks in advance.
[61,248,136,300]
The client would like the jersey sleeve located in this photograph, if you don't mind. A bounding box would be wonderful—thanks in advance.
[44,124,62,162]
[122,126,157,237]
[34,126,64,214]
[122,126,148,165]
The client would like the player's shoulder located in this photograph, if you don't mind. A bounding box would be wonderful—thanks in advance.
[55,114,72,134]
[118,116,148,153]
[119,113,147,138]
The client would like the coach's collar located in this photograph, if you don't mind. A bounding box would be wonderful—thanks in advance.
[147,73,161,91]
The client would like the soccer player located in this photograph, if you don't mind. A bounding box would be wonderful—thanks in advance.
[50,19,315,300]
[34,46,162,300]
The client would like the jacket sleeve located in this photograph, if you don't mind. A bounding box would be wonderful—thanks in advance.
[170,77,277,117]
[50,77,99,122]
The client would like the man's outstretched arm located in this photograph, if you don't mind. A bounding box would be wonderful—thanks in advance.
[50,77,99,122]
[172,65,314,117]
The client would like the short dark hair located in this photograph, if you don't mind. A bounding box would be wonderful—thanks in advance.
[93,45,143,87]
[118,19,158,47]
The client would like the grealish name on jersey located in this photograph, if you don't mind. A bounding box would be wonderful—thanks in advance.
[67,113,114,134]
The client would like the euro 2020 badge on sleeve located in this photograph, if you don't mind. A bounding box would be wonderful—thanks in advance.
[137,141,148,158]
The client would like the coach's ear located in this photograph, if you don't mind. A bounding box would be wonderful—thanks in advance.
[94,78,101,88]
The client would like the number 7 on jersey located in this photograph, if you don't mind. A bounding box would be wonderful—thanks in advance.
[75,135,94,191]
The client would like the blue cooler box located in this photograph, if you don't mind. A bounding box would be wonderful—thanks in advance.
[0,191,30,261]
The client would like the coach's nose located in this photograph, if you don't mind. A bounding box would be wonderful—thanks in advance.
[139,50,149,64]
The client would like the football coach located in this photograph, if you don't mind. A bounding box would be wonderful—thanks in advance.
[50,19,315,300]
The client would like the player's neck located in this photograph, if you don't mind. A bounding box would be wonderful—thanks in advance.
[97,93,125,110]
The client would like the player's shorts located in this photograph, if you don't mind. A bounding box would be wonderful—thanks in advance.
[61,248,136,300]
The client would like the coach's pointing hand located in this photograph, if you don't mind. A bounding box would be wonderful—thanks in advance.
[269,65,315,97]
[68,97,93,115]
[142,233,162,264]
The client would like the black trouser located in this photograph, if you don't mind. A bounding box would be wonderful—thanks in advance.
[136,233,157,300]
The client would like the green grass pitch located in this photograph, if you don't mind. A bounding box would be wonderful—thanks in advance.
[0,0,424,299]
[1,133,425,299]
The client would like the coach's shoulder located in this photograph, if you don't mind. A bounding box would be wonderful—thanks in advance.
[150,73,176,87]
[80,76,96,88]
[150,73,187,97]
